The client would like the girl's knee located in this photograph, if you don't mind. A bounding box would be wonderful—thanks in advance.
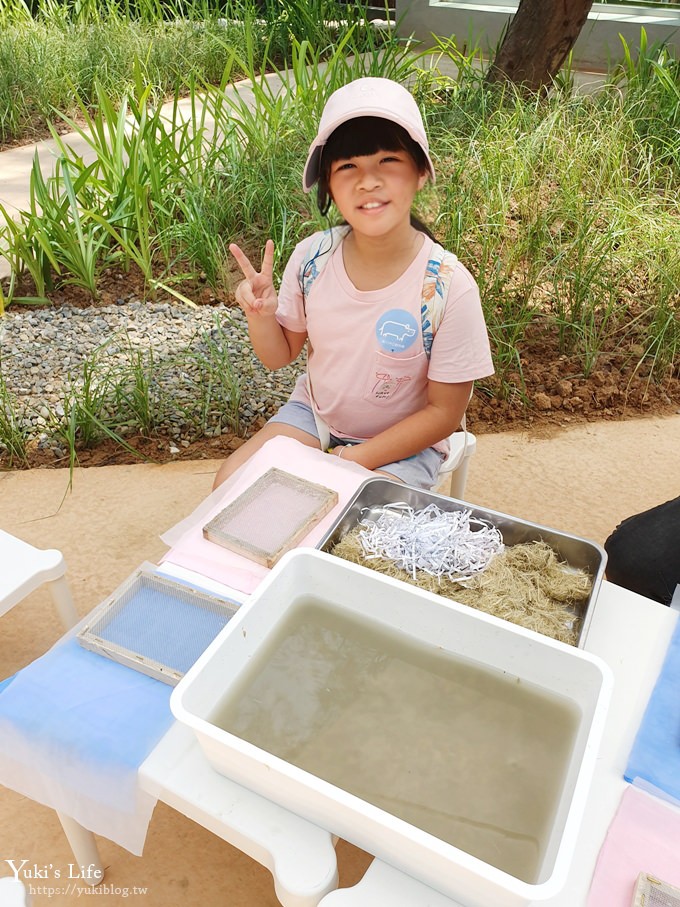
[212,423,320,490]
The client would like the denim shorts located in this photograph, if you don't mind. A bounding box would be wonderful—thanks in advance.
[268,400,445,489]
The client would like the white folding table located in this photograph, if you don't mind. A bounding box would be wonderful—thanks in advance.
[138,723,339,907]
[53,575,677,907]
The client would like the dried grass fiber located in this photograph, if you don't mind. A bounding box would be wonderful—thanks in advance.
[330,533,592,646]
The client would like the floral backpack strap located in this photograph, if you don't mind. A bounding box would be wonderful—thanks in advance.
[421,243,458,358]
[298,225,351,302]
[296,225,349,451]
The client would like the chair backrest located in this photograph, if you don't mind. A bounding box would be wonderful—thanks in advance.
[435,431,476,499]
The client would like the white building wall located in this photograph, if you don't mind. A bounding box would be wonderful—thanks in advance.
[395,1,680,71]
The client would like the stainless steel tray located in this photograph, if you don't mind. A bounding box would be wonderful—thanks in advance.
[316,478,607,647]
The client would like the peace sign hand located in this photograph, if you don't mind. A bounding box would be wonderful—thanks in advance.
[229,240,278,318]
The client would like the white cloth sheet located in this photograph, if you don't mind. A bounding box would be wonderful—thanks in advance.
[0,625,173,855]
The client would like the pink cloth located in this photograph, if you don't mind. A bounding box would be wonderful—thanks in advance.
[587,785,680,906]
[276,231,494,441]
[160,437,372,594]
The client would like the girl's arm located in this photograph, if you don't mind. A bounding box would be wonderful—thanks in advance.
[230,240,307,369]
[334,380,473,471]
[244,312,307,370]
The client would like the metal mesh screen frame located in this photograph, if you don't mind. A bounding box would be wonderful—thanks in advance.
[632,872,680,907]
[203,467,338,567]
[77,566,240,685]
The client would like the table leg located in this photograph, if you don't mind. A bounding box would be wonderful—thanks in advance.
[48,576,79,630]
[56,813,105,886]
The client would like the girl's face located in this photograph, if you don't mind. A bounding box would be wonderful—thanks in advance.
[327,147,428,240]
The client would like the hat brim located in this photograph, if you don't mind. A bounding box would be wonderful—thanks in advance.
[302,110,436,193]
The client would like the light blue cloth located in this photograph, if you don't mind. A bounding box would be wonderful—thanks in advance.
[624,616,680,804]
[0,637,173,854]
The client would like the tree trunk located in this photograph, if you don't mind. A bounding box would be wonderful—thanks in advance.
[486,0,595,92]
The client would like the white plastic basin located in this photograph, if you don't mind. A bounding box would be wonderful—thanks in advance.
[171,549,612,907]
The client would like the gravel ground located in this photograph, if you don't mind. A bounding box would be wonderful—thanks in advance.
[0,301,302,456]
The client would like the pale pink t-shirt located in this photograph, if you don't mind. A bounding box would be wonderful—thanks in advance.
[275,230,494,442]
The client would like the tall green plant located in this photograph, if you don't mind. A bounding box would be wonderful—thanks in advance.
[44,65,213,296]
[609,30,680,167]
[33,156,112,298]
[113,343,167,435]
[0,374,30,466]
[182,313,245,437]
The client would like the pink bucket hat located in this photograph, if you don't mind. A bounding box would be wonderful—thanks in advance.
[302,77,436,193]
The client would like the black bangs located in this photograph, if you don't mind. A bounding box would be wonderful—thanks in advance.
[316,116,427,217]
[323,116,422,164]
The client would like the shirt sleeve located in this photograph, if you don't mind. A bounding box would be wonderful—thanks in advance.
[274,238,312,334]
[427,260,495,383]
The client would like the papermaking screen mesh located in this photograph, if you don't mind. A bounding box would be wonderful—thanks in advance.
[78,571,239,682]
[647,888,680,907]
[203,468,338,564]
[633,874,680,907]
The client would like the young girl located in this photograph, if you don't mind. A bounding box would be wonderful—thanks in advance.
[213,77,494,489]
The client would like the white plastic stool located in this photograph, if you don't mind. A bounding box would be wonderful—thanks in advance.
[435,430,477,499]
[0,529,79,630]
[0,877,31,906]
[318,860,461,906]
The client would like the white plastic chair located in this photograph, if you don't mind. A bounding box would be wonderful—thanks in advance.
[0,529,79,630]
[435,428,477,499]
[0,877,31,906]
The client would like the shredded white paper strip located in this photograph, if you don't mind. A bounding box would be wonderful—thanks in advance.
[357,502,504,581]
